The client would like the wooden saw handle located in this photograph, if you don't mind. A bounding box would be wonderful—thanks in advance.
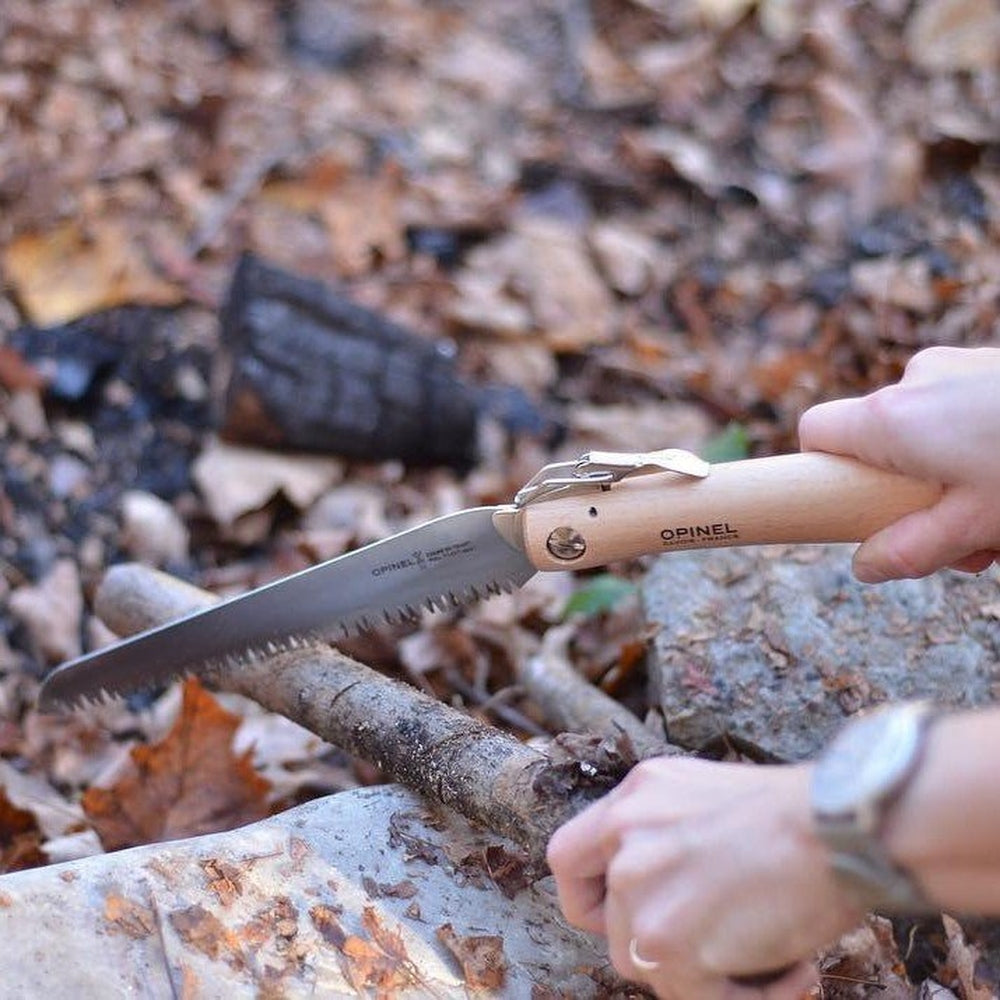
[517,452,942,572]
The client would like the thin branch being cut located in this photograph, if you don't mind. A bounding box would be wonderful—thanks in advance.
[93,564,644,862]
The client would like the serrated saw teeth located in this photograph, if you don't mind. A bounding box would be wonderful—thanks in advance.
[47,668,183,712]
[37,506,539,709]
[43,572,517,710]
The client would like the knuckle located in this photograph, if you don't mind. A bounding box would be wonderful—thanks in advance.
[860,383,917,455]
[904,345,957,377]
[617,756,693,799]
[605,848,644,895]
[629,906,689,971]
[860,383,901,429]
[619,759,657,795]
[632,912,677,954]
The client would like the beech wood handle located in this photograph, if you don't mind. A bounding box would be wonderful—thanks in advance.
[519,452,942,572]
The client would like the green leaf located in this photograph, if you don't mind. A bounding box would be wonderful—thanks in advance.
[562,574,637,619]
[700,422,750,463]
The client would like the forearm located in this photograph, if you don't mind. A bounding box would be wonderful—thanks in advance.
[884,706,1000,913]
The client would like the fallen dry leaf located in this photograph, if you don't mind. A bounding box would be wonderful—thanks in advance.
[104,893,157,939]
[579,35,651,109]
[906,0,1000,72]
[800,74,882,211]
[817,917,914,999]
[431,29,534,103]
[170,904,239,963]
[263,155,409,278]
[321,167,408,277]
[314,906,419,997]
[436,922,507,990]
[199,858,246,907]
[192,437,344,527]
[0,785,48,874]
[456,218,616,351]
[8,558,83,665]
[2,221,184,327]
[851,257,937,314]
[588,222,662,297]
[0,758,87,841]
[568,401,713,454]
[82,679,271,851]
[942,913,996,1000]
[624,126,727,196]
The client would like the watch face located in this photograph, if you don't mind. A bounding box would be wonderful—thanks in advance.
[812,705,929,818]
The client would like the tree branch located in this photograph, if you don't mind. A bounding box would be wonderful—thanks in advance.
[94,565,638,863]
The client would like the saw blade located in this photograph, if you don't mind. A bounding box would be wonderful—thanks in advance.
[38,507,535,710]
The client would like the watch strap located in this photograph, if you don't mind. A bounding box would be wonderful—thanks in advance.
[821,813,936,913]
[812,701,940,915]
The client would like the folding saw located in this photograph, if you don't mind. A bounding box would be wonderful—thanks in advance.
[38,449,940,710]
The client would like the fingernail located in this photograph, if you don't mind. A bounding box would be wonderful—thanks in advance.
[854,561,889,584]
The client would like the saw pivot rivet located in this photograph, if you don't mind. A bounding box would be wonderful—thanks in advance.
[546,526,587,561]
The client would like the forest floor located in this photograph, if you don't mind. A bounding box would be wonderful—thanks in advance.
[0,0,998,996]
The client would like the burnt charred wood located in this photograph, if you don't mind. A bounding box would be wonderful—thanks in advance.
[217,255,562,470]
[218,255,480,468]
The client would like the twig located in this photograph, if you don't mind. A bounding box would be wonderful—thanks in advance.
[518,623,677,759]
[440,667,550,739]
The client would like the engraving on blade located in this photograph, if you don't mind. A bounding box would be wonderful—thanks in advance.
[38,507,534,709]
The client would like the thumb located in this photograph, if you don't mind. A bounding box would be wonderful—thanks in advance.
[852,487,989,583]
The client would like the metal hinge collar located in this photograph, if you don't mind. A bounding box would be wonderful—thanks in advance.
[513,448,710,507]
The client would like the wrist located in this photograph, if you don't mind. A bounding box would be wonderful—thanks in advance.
[881,711,992,912]
[810,702,940,915]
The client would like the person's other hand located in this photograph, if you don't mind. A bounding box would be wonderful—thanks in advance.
[547,757,860,999]
[799,346,1000,582]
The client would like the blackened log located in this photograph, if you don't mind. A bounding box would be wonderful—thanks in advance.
[218,254,481,469]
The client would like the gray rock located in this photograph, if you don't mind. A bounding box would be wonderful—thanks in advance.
[642,545,1000,761]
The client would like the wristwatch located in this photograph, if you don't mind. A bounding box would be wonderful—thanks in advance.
[811,700,940,914]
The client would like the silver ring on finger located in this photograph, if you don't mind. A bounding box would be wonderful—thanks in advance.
[629,937,661,973]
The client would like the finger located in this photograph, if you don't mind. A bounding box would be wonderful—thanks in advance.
[799,385,932,478]
[798,397,875,460]
[852,486,990,582]
[547,796,617,880]
[547,800,618,933]
[949,550,999,574]
[551,873,607,935]
[723,962,819,1000]
[901,345,987,382]
[603,877,637,982]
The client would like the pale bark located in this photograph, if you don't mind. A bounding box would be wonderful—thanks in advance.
[95,564,636,861]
